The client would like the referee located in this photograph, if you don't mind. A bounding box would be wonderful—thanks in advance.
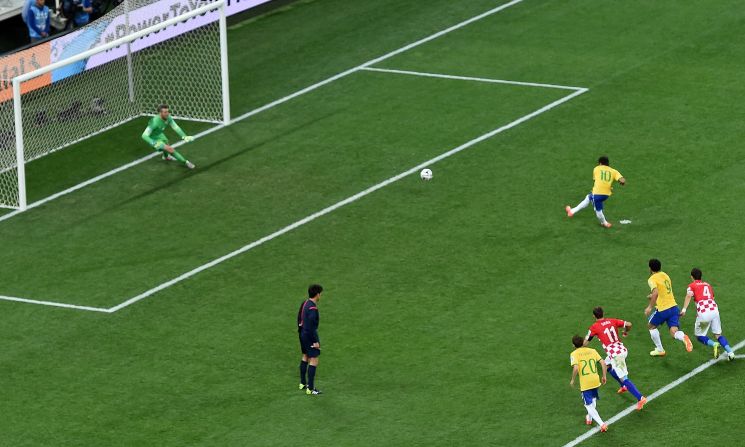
[297,284,323,395]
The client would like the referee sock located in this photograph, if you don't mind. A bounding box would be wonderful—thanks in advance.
[571,194,591,215]
[607,367,624,387]
[308,365,317,390]
[299,360,308,385]
[696,335,715,347]
[649,328,664,351]
[623,379,643,401]
[717,336,733,353]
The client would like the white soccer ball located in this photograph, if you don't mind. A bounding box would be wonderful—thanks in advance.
[420,168,433,180]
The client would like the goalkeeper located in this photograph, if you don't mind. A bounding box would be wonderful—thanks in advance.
[141,104,196,169]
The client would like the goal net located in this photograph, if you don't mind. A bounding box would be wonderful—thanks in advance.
[0,0,229,210]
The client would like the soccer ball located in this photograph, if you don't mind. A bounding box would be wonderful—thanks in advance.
[420,168,433,180]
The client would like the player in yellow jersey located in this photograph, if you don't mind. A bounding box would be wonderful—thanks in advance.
[565,156,625,228]
[645,258,693,356]
[569,335,608,432]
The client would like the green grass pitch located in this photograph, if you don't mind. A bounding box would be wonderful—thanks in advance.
[1,0,744,445]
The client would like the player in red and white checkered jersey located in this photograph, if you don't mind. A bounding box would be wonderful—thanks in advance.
[584,307,647,414]
[682,268,735,361]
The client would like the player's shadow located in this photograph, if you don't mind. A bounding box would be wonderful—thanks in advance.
[75,109,343,223]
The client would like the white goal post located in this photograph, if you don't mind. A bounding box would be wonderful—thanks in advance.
[2,0,230,211]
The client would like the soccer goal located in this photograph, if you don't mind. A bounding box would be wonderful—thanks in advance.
[0,0,230,210]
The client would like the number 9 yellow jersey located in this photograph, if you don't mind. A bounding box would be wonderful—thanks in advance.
[570,347,603,391]
[648,271,677,311]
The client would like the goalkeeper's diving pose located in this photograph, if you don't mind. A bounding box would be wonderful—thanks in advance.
[141,104,195,169]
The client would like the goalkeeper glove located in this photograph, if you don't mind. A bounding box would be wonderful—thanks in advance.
[182,135,194,142]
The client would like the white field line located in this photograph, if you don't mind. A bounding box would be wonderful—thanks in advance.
[0,294,111,313]
[108,86,587,313]
[561,338,745,447]
[361,67,585,91]
[0,0,525,223]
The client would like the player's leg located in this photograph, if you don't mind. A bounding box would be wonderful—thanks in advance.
[567,193,592,217]
[611,353,645,407]
[582,390,605,428]
[711,312,734,360]
[605,357,625,389]
[694,314,718,357]
[667,308,693,352]
[163,144,192,166]
[303,336,322,395]
[299,334,309,389]
[306,355,321,395]
[157,138,194,169]
[592,195,611,227]
[648,313,666,355]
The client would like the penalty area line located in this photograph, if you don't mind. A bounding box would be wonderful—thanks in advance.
[108,87,588,313]
[561,338,745,447]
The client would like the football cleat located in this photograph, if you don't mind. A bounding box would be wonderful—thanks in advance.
[713,342,721,359]
[298,383,307,390]
[650,349,666,357]
[161,154,176,161]
[565,206,574,217]
[636,396,647,411]
[186,161,196,169]
[727,352,735,361]
[585,417,592,425]
[305,388,322,395]
[683,335,693,352]
[601,222,612,228]
[617,386,627,394]
[600,424,608,432]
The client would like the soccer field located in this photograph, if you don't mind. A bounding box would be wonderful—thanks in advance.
[2,0,744,445]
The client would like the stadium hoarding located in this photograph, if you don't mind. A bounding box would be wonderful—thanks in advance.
[1,0,272,90]
[49,0,272,80]
[0,42,52,103]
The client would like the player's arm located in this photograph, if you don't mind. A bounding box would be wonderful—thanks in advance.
[645,286,658,316]
[623,321,631,336]
[583,330,594,346]
[681,289,694,317]
[141,126,162,149]
[598,359,607,384]
[169,119,193,142]
[570,364,579,388]
[615,170,626,186]
[307,307,320,348]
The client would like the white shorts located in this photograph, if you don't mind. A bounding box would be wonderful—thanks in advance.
[695,310,722,337]
[604,351,628,378]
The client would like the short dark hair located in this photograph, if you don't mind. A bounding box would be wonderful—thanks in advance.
[691,268,702,280]
[649,258,661,272]
[598,156,609,166]
[572,335,584,348]
[592,306,604,319]
[158,104,169,112]
[308,284,323,298]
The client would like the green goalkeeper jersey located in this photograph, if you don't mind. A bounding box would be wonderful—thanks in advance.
[142,115,187,148]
